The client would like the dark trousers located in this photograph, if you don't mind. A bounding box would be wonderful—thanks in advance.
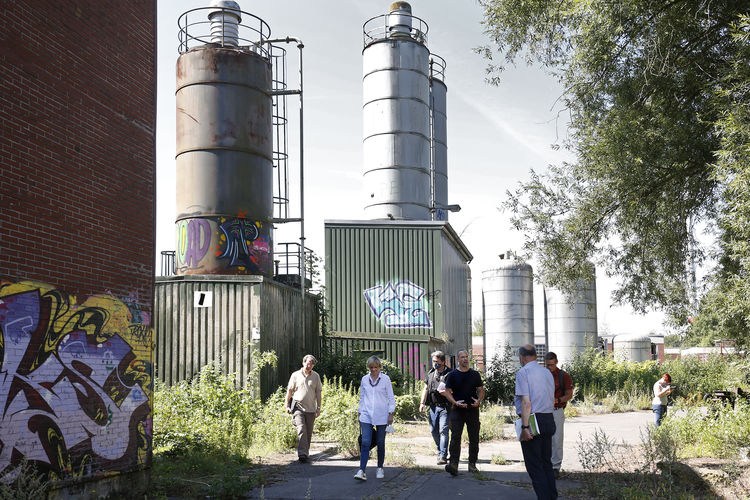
[448,406,480,466]
[520,412,557,500]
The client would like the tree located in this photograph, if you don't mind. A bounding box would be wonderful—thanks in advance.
[472,318,484,337]
[478,1,750,332]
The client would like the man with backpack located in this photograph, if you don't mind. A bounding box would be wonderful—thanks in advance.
[545,352,573,478]
[419,350,453,465]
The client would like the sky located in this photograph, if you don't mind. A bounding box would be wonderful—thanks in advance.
[155,0,666,338]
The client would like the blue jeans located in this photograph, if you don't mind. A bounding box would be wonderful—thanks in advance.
[429,405,450,458]
[359,422,386,472]
[653,404,667,426]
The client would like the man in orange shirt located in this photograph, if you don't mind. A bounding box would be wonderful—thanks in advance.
[545,352,573,478]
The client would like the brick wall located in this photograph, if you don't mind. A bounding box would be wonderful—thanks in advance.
[0,0,156,489]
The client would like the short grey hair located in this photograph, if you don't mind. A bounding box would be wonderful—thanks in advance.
[302,354,317,364]
[366,355,382,368]
[431,350,446,362]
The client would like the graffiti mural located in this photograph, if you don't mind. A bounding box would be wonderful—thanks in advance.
[217,217,271,273]
[176,219,211,270]
[175,215,272,275]
[364,280,432,328]
[0,280,152,482]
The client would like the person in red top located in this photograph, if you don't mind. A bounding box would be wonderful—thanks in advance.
[545,352,573,478]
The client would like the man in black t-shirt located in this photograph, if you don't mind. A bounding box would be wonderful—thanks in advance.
[419,350,453,465]
[443,350,484,475]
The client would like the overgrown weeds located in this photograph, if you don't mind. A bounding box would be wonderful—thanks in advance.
[0,460,49,500]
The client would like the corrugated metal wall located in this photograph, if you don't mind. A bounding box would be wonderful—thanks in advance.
[154,275,319,398]
[324,220,472,379]
[326,223,439,336]
[440,234,472,351]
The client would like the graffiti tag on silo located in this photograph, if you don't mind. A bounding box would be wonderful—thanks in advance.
[364,281,432,328]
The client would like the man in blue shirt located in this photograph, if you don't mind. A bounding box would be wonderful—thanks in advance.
[515,344,557,499]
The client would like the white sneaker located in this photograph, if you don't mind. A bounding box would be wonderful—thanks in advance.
[376,467,384,479]
[354,469,367,481]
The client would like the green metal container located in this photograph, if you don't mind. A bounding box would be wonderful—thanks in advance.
[154,275,319,399]
[324,220,472,378]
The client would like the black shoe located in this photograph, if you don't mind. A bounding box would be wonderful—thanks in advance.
[553,469,560,479]
[298,456,308,463]
[445,463,458,476]
[437,456,448,465]
[468,463,479,474]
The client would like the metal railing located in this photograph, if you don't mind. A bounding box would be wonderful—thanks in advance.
[274,242,316,288]
[178,6,271,57]
[160,251,176,277]
[363,13,429,47]
[430,54,446,81]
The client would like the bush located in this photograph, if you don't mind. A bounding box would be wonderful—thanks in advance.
[394,392,422,421]
[565,348,658,401]
[661,398,750,458]
[315,376,360,457]
[316,345,412,395]
[483,342,518,405]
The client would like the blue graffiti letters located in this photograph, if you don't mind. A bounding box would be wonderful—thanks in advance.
[364,280,432,328]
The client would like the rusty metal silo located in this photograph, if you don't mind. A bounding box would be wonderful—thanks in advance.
[175,0,274,276]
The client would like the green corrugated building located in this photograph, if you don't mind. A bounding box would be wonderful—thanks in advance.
[324,220,473,380]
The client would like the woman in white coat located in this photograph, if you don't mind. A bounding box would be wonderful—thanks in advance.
[354,355,396,481]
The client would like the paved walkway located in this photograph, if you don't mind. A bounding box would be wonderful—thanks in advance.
[248,411,653,499]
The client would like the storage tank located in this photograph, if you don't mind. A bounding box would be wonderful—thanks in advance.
[613,333,652,362]
[362,2,431,220]
[545,271,598,366]
[175,1,274,276]
[430,54,448,221]
[482,257,534,367]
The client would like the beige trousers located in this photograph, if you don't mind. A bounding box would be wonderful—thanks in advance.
[293,410,316,458]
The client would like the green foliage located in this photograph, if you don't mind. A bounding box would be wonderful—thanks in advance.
[151,447,260,499]
[314,376,360,457]
[565,348,658,401]
[661,354,750,397]
[250,388,298,453]
[394,392,422,421]
[315,344,411,395]
[0,460,48,500]
[661,399,750,458]
[483,342,517,404]
[472,318,484,336]
[480,0,749,324]
[478,405,505,441]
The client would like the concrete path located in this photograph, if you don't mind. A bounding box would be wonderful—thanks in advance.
[248,411,653,499]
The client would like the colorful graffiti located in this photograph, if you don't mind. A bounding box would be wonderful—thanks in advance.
[0,280,152,482]
[364,280,432,328]
[176,219,211,269]
[175,215,272,275]
[218,217,270,273]
[397,345,425,380]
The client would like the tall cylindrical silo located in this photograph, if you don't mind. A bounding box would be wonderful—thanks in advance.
[175,1,274,276]
[430,54,448,221]
[545,272,598,366]
[613,333,652,362]
[482,259,534,367]
[362,2,431,220]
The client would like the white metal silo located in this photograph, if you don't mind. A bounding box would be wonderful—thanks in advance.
[362,2,431,220]
[545,272,598,366]
[613,333,652,362]
[482,258,534,367]
[429,54,449,221]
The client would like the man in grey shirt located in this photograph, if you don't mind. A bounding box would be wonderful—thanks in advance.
[514,344,557,499]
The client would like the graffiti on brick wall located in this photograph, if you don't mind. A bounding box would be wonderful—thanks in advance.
[175,215,272,274]
[364,280,432,328]
[0,280,152,482]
